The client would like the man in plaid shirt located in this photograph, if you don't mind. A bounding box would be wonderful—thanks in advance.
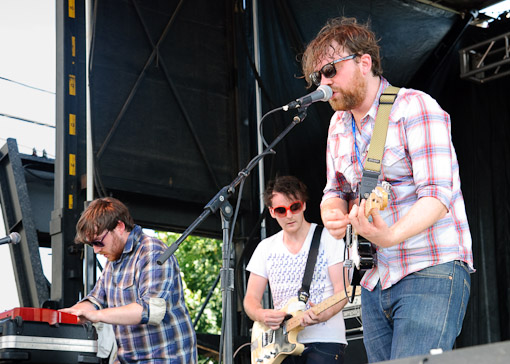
[301,17,474,362]
[61,197,197,363]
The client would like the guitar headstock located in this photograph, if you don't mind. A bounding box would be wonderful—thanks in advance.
[364,183,390,217]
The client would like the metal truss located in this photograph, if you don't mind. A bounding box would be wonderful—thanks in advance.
[0,139,52,307]
[460,31,510,83]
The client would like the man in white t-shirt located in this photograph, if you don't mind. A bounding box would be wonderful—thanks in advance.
[244,176,348,364]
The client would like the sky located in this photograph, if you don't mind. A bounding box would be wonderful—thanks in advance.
[0,0,509,313]
[0,0,56,157]
[0,0,55,312]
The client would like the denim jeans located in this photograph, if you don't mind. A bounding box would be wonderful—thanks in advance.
[281,342,346,364]
[361,260,471,362]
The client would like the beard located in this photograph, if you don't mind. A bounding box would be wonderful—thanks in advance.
[105,232,124,261]
[329,67,367,111]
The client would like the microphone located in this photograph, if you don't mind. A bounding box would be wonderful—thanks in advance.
[283,85,333,111]
[0,232,21,246]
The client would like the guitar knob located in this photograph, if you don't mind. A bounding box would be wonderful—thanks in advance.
[381,181,391,192]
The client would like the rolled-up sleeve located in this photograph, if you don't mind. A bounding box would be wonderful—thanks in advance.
[136,243,174,325]
[404,93,453,209]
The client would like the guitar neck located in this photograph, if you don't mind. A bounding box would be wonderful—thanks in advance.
[285,287,353,331]
[364,199,381,217]
[364,187,387,216]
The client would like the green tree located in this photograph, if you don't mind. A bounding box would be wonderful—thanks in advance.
[157,231,223,361]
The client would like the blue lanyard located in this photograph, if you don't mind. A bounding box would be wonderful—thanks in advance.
[351,117,364,171]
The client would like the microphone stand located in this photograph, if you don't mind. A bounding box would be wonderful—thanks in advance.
[157,105,309,364]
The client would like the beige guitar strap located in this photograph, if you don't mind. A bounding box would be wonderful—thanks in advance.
[359,86,400,199]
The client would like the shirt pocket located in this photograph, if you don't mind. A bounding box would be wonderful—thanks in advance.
[115,274,137,306]
[381,145,410,183]
[332,153,358,189]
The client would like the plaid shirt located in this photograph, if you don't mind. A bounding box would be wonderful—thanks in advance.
[323,77,474,290]
[86,225,197,363]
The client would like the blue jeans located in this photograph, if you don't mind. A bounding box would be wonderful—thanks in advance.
[281,342,346,364]
[361,260,471,362]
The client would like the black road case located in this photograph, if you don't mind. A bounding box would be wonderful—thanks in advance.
[0,308,100,364]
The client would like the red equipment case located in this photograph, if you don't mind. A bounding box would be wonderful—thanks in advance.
[0,308,101,363]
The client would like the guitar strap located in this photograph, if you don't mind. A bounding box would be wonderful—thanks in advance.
[297,225,323,304]
[350,86,399,300]
[358,86,400,200]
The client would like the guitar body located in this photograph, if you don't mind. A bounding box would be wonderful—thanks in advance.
[357,236,378,269]
[349,235,378,286]
[250,319,304,364]
[347,184,389,286]
[250,288,355,364]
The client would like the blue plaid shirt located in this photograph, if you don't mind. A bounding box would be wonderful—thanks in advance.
[85,225,197,363]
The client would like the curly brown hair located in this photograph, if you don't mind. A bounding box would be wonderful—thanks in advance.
[263,176,309,208]
[74,197,134,244]
[302,17,383,88]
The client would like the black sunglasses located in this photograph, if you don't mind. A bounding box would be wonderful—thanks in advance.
[309,54,358,87]
[86,231,109,248]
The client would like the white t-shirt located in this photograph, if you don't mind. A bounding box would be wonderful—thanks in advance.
[246,223,347,344]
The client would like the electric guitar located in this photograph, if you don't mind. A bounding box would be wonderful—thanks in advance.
[346,183,390,286]
[250,286,359,364]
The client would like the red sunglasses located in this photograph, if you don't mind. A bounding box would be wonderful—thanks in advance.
[270,201,304,218]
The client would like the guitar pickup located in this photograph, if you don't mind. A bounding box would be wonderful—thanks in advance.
[262,329,275,346]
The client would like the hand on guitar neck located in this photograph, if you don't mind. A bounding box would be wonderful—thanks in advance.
[344,185,391,286]
[363,185,389,217]
[349,185,392,248]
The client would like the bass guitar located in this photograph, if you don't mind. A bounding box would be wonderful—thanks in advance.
[346,182,390,286]
[250,286,358,364]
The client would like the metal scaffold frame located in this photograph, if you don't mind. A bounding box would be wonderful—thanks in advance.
[460,31,510,83]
